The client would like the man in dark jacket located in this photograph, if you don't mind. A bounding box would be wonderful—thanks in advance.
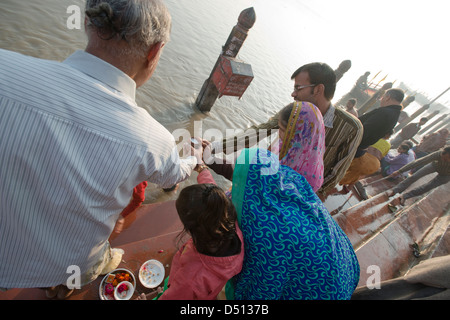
[355,88,404,158]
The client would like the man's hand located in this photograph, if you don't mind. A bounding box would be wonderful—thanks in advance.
[183,137,203,165]
[112,215,125,234]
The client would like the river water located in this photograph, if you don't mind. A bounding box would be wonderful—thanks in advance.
[0,0,383,204]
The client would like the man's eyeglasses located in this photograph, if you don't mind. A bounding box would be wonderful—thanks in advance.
[293,84,316,92]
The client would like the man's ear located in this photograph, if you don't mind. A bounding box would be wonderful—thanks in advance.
[147,42,164,61]
[314,83,325,96]
[84,17,89,34]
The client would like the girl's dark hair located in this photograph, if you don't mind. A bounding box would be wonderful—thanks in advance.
[175,184,237,255]
[399,143,410,152]
[403,140,414,148]
[442,146,450,155]
[279,103,295,128]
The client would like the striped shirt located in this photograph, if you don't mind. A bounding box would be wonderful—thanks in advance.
[0,49,195,288]
[318,106,363,196]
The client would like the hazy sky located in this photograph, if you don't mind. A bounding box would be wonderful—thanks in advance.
[303,0,450,104]
[246,0,450,106]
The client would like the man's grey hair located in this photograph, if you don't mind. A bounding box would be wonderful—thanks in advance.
[385,88,405,104]
[85,0,171,58]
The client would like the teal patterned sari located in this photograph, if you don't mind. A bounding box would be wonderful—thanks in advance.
[227,148,360,300]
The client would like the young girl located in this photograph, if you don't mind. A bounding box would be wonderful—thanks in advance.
[139,162,244,300]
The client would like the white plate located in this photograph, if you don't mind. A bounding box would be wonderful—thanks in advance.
[139,259,165,288]
[99,268,136,300]
[114,281,134,300]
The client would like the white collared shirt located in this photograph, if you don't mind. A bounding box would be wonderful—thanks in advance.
[0,49,195,288]
[322,104,335,128]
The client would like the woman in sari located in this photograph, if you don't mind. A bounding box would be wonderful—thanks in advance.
[226,148,360,300]
[271,101,325,192]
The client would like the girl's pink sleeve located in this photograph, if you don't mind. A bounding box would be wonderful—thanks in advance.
[197,169,216,185]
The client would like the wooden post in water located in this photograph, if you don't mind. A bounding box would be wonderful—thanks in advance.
[423,109,440,122]
[334,60,351,82]
[396,95,416,123]
[401,95,415,109]
[195,7,256,112]
[357,82,392,115]
[441,118,450,131]
[432,117,450,132]
[394,104,430,132]
[421,115,450,136]
[396,86,450,132]
[418,112,445,134]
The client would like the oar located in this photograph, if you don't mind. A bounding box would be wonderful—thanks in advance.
[360,176,392,188]
[333,193,354,215]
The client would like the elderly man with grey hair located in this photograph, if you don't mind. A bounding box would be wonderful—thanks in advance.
[0,0,198,299]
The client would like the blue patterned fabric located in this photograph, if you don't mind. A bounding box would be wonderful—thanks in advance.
[229,149,360,300]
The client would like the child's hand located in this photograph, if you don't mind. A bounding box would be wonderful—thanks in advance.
[202,140,215,165]
[183,137,203,165]
[192,136,204,164]
[136,293,147,300]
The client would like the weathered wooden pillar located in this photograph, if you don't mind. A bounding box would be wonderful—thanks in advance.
[395,87,450,133]
[334,60,351,82]
[394,104,430,132]
[424,110,440,122]
[421,115,450,136]
[418,112,445,134]
[396,95,416,123]
[357,82,392,115]
[433,117,450,132]
[195,7,256,112]
[401,95,415,109]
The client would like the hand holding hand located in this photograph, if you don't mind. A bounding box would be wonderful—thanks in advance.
[201,139,215,165]
[183,137,203,165]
